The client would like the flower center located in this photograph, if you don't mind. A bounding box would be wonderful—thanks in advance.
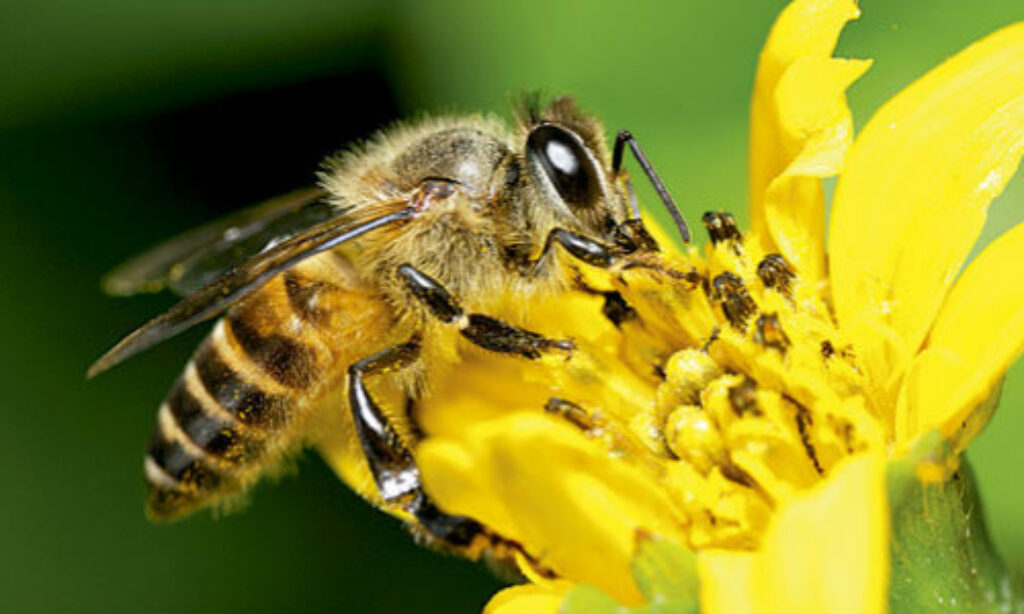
[551,212,886,550]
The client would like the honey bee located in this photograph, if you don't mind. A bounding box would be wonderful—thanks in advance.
[90,95,690,555]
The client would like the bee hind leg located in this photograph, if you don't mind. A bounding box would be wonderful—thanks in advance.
[347,339,421,503]
[347,340,483,547]
[396,264,574,360]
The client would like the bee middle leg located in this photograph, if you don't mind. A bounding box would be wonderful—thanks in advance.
[347,339,482,546]
[396,264,574,359]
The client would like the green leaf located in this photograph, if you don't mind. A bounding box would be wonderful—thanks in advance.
[561,584,631,614]
[887,431,1023,614]
[630,533,700,614]
[560,534,699,614]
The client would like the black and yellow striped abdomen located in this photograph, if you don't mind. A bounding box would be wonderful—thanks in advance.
[144,259,395,520]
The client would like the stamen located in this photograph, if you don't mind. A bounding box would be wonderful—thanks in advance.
[659,349,723,408]
[712,273,757,330]
[612,219,659,253]
[544,397,594,430]
[595,198,883,551]
[665,405,725,474]
[702,211,742,245]
[757,254,795,297]
[600,292,637,327]
[754,313,791,352]
[793,403,824,475]
[727,377,760,417]
[821,340,835,359]
[702,327,720,353]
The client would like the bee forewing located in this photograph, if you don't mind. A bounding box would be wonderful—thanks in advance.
[102,187,330,297]
[88,201,415,378]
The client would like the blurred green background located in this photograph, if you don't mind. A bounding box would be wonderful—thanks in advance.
[1,1,1022,612]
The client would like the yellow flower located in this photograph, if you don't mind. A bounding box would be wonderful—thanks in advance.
[335,0,1024,611]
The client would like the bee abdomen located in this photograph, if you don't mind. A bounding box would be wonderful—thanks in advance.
[145,329,292,520]
[168,368,259,462]
[145,272,344,520]
[225,311,318,389]
[193,333,289,429]
[145,407,228,520]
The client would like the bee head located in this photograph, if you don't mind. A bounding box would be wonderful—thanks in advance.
[520,96,627,237]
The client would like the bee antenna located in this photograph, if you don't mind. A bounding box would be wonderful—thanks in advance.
[612,130,691,244]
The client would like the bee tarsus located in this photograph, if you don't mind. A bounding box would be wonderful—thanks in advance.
[395,264,462,323]
[407,490,483,547]
[461,314,575,361]
[534,227,618,273]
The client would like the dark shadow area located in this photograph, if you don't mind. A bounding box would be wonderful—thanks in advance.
[138,69,396,210]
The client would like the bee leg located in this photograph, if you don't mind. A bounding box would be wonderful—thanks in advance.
[407,490,484,549]
[396,264,574,360]
[531,225,662,278]
[536,226,696,284]
[347,339,422,503]
[530,228,619,277]
[347,341,484,546]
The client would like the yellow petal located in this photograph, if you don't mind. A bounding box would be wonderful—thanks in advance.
[699,452,889,614]
[417,412,687,606]
[749,0,868,283]
[896,221,1024,448]
[483,581,574,614]
[698,551,758,614]
[830,23,1024,380]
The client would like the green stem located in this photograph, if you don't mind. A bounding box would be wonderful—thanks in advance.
[887,433,1023,614]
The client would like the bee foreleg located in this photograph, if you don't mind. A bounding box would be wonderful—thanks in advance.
[532,228,618,276]
[396,264,574,360]
[530,224,662,275]
[347,340,487,549]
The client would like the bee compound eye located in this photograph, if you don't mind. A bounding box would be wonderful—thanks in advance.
[527,124,601,212]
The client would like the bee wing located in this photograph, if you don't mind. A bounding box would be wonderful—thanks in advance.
[103,187,333,297]
[89,199,414,378]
